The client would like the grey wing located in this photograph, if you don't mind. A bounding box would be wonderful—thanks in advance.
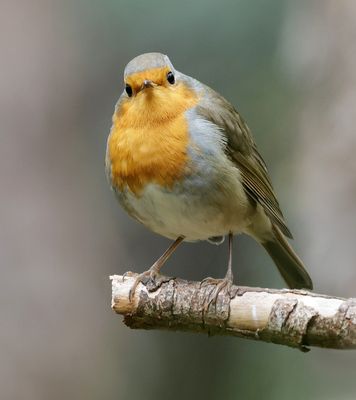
[195,84,292,238]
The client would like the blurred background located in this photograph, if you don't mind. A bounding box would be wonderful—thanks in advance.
[1,0,356,399]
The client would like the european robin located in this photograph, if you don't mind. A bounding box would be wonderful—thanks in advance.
[106,52,313,302]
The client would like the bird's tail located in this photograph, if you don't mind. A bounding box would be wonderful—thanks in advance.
[262,225,313,290]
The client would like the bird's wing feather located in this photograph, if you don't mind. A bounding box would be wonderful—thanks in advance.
[195,84,292,238]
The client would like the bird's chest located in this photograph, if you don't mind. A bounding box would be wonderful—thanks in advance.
[107,113,190,195]
[107,113,214,238]
[107,109,250,240]
[110,130,248,240]
[107,84,199,195]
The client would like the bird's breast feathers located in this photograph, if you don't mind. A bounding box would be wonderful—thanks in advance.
[107,81,199,195]
[106,93,252,240]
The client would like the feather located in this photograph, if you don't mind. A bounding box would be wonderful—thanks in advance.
[194,81,293,238]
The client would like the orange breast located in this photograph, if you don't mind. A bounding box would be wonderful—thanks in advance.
[108,82,198,195]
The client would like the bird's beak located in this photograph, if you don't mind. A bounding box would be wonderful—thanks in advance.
[141,80,156,91]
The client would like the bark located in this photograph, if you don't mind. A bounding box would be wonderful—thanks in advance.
[111,274,356,351]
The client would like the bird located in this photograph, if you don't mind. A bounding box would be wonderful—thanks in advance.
[106,52,313,302]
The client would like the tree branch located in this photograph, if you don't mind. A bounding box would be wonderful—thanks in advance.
[111,273,356,351]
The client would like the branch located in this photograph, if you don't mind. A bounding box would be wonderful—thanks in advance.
[111,273,356,351]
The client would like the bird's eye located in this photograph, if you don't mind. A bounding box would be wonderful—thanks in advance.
[167,71,175,84]
[125,84,133,97]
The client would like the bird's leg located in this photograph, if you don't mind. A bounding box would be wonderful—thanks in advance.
[128,236,184,302]
[201,232,234,310]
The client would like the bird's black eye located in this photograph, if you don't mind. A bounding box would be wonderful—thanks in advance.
[167,71,175,84]
[125,84,133,97]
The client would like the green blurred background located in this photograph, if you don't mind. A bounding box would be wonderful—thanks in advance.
[1,0,356,399]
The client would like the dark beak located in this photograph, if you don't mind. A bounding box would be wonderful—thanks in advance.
[141,80,156,90]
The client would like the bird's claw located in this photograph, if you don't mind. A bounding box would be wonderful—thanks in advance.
[200,277,233,313]
[200,276,221,288]
[122,271,135,281]
[128,269,173,303]
[128,270,156,302]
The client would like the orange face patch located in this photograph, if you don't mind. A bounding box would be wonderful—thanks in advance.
[125,66,172,93]
[108,71,199,195]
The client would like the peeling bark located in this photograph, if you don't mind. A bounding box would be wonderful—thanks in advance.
[111,274,356,351]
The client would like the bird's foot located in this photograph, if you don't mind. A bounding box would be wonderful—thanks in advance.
[200,276,234,312]
[127,268,172,302]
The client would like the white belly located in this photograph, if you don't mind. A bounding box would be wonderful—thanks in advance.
[120,168,253,241]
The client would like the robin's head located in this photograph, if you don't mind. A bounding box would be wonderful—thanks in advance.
[116,53,198,125]
[123,53,177,98]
